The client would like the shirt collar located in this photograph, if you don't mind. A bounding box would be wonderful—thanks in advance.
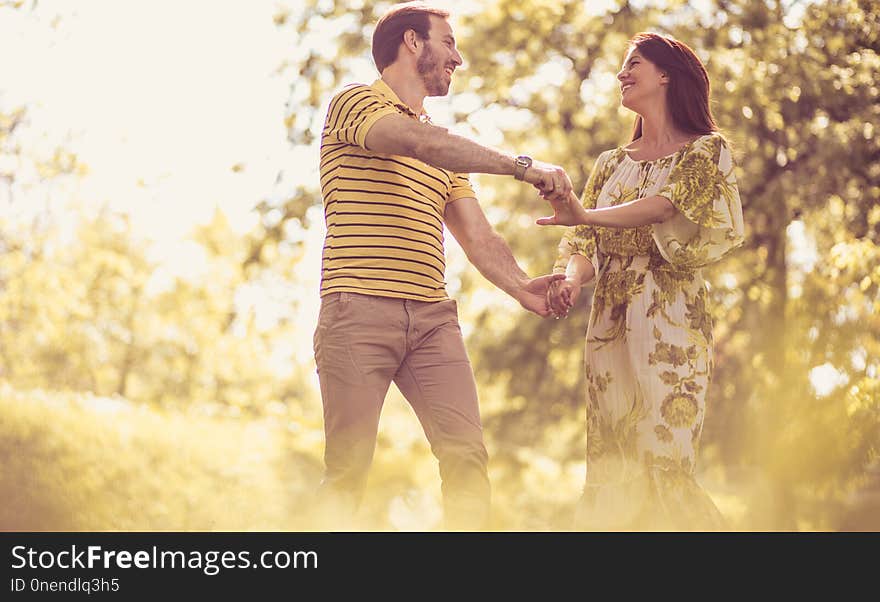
[371,79,431,122]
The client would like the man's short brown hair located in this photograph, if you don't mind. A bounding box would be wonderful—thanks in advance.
[371,2,450,72]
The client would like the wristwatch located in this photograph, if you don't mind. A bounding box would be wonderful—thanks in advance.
[513,155,532,181]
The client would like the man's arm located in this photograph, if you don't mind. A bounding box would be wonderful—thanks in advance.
[365,112,571,200]
[445,197,564,317]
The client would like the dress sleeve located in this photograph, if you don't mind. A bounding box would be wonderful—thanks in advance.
[653,134,745,268]
[552,151,611,274]
[322,85,399,150]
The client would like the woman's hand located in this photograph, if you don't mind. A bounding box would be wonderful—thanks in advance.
[536,191,591,227]
[547,277,581,318]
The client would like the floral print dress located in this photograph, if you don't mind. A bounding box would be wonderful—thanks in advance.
[553,133,744,530]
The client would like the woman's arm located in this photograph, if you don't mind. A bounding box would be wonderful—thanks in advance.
[564,252,595,286]
[537,191,677,228]
[583,194,676,227]
[548,253,595,317]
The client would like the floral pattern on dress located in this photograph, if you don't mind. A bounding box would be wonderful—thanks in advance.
[557,133,744,531]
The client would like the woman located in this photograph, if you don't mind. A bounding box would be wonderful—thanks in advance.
[537,32,744,530]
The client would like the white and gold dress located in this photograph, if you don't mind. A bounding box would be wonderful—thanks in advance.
[554,133,744,529]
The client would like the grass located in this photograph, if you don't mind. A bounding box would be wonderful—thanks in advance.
[0,384,322,531]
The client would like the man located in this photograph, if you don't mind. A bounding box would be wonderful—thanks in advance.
[315,1,573,530]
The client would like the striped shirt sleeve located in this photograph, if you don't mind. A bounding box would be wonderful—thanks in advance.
[322,85,398,150]
[447,172,476,204]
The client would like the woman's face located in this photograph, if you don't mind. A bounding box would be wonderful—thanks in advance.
[616,48,667,112]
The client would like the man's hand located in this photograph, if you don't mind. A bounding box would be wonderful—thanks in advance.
[523,162,573,202]
[547,277,581,318]
[536,190,591,227]
[515,273,567,317]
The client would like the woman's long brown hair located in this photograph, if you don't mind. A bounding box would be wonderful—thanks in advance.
[628,32,718,141]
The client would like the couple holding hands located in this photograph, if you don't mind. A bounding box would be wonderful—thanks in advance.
[315,2,744,530]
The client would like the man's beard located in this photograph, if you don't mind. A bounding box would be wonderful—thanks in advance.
[417,44,450,96]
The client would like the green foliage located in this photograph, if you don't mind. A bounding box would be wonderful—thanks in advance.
[0,210,315,413]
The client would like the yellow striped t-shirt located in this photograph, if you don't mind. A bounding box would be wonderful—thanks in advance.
[318,79,475,301]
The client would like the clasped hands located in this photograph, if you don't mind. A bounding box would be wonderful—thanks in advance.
[522,162,589,227]
[546,277,580,319]
[521,160,572,204]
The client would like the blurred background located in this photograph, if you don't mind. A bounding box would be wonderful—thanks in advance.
[0,0,877,531]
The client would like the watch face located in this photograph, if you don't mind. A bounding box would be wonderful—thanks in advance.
[514,156,531,180]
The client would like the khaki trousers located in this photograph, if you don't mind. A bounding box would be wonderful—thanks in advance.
[313,292,490,529]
